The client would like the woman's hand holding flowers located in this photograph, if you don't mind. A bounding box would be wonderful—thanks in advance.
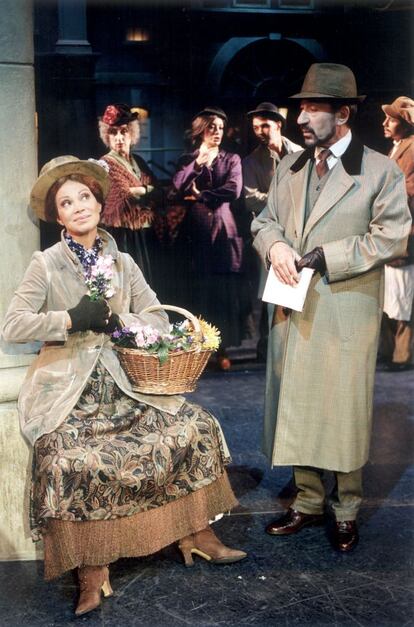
[91,312,121,335]
[67,254,120,334]
[67,295,110,333]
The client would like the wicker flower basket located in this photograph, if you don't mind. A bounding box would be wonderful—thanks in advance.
[114,305,213,395]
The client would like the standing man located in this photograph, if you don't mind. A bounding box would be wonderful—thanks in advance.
[251,64,411,552]
[381,97,414,370]
[243,103,301,360]
[243,102,302,216]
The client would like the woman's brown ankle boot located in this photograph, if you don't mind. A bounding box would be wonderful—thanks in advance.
[75,565,113,616]
[178,526,247,567]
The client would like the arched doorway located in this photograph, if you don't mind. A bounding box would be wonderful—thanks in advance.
[206,36,324,152]
[208,37,322,105]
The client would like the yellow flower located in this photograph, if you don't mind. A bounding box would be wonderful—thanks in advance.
[198,318,221,351]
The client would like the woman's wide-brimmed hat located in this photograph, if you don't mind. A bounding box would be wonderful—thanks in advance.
[100,103,139,126]
[290,63,366,102]
[382,96,414,127]
[192,106,228,123]
[247,102,286,125]
[30,155,110,221]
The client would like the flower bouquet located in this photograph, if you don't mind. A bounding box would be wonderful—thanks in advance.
[111,305,221,395]
[85,255,115,301]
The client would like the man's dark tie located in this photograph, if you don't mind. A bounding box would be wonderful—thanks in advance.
[316,149,331,178]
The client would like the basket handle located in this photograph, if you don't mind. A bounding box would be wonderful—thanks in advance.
[141,304,202,337]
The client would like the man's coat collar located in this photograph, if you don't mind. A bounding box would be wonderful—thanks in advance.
[290,135,365,176]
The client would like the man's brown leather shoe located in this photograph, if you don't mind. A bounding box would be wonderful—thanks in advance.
[266,508,324,535]
[332,520,359,552]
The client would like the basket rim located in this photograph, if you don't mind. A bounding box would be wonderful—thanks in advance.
[113,344,210,357]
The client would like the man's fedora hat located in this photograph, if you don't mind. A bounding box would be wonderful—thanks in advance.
[192,106,228,123]
[100,103,139,126]
[30,155,110,222]
[290,63,366,102]
[382,96,414,127]
[247,102,286,125]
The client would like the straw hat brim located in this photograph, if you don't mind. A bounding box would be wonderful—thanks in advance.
[30,160,110,222]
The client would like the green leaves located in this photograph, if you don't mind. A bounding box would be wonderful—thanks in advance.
[157,343,170,365]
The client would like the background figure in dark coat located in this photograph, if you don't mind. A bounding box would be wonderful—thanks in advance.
[98,103,160,285]
[172,107,243,369]
[242,102,302,361]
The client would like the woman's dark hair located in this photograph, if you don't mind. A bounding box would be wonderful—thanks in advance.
[189,114,226,146]
[44,174,104,223]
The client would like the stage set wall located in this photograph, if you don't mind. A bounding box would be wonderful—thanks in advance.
[0,1,41,562]
[0,0,412,563]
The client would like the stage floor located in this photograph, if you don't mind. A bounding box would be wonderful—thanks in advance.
[1,366,413,626]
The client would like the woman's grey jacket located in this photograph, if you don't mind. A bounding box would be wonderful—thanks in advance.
[2,229,185,445]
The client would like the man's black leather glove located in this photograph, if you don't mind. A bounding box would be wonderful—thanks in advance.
[67,295,110,333]
[295,246,326,274]
[91,313,121,335]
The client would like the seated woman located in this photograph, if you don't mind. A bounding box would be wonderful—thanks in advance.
[2,156,246,617]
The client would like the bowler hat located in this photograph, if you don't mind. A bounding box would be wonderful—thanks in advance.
[247,102,286,125]
[290,63,366,102]
[192,106,228,123]
[382,96,414,127]
[30,155,110,222]
[100,103,139,126]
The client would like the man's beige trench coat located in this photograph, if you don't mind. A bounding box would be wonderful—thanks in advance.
[2,229,186,446]
[252,137,412,472]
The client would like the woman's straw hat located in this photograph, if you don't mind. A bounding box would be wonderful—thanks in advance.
[30,155,109,221]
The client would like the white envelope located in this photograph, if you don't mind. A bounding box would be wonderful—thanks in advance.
[262,267,314,312]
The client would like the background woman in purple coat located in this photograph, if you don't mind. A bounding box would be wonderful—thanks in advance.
[172,107,244,369]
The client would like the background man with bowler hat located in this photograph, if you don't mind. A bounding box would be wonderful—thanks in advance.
[252,63,411,552]
[243,103,301,360]
[380,96,414,371]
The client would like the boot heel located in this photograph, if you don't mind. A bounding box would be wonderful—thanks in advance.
[102,580,113,598]
[76,565,113,616]
[179,546,195,567]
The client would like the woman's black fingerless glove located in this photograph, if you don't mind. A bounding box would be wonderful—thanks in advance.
[91,313,121,335]
[67,295,109,333]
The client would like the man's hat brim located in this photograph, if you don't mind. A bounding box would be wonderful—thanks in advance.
[382,102,414,126]
[289,91,366,102]
[247,109,286,124]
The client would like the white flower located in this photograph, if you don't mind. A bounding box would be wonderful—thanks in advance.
[87,158,110,173]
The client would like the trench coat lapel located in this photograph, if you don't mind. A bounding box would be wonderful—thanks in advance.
[288,160,312,244]
[302,159,355,240]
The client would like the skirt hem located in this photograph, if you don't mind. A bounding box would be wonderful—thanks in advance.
[43,471,237,580]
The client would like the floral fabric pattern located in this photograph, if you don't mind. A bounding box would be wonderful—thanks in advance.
[30,362,230,540]
[64,232,103,278]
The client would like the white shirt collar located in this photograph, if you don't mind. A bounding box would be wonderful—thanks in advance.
[315,130,352,160]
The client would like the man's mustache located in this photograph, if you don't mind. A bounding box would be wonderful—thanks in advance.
[299,125,315,134]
